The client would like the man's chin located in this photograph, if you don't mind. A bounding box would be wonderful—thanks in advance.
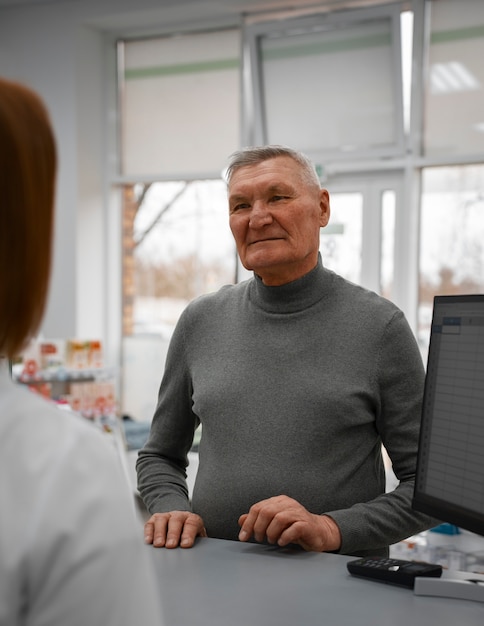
[242,253,284,273]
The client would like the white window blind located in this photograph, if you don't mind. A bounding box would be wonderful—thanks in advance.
[246,6,404,160]
[120,29,241,178]
[424,0,484,157]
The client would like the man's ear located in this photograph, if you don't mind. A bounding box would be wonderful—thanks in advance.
[319,189,330,228]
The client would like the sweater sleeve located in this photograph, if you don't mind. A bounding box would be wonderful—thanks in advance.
[326,310,438,555]
[136,309,199,514]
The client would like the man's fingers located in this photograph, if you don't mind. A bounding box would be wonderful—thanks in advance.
[165,516,186,548]
[144,512,188,548]
[144,518,155,544]
[275,520,304,547]
[237,513,249,540]
[145,512,207,549]
[238,509,258,541]
[177,514,203,548]
[251,508,275,542]
[144,513,170,547]
[238,501,273,542]
[264,512,294,545]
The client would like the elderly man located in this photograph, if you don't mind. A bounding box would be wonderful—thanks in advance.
[137,145,434,557]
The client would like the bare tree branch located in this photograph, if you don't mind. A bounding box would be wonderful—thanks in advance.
[136,182,152,208]
[134,181,192,247]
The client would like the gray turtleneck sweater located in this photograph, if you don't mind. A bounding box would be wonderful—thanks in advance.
[137,257,434,556]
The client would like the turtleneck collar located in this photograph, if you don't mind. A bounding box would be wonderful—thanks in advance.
[248,253,330,314]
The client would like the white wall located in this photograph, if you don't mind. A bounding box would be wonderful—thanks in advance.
[0,5,80,339]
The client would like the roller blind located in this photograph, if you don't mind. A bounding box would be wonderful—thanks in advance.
[120,28,241,178]
[424,0,484,157]
[246,5,404,160]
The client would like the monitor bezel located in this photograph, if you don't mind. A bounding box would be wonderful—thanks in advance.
[412,294,484,538]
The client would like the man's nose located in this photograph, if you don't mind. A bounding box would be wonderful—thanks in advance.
[248,201,273,228]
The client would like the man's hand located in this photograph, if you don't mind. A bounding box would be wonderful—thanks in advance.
[144,511,207,549]
[237,495,342,552]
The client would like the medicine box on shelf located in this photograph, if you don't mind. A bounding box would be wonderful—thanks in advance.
[12,338,117,420]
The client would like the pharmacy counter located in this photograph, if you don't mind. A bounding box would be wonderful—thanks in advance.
[149,538,482,626]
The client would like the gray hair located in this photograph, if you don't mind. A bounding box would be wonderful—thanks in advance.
[225,145,321,189]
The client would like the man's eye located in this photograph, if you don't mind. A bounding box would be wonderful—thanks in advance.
[231,203,249,212]
[271,195,286,202]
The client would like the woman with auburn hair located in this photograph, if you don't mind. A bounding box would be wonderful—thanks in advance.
[0,78,163,626]
[0,78,56,359]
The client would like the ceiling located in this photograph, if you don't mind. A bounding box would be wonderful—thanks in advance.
[0,0,76,5]
[0,0,380,11]
[0,0,387,36]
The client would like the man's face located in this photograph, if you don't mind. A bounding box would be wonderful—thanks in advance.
[228,156,330,285]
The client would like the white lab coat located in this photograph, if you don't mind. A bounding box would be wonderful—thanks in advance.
[0,361,163,625]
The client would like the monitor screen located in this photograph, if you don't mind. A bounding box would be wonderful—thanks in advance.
[413,294,484,537]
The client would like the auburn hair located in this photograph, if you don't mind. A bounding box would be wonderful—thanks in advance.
[0,78,57,358]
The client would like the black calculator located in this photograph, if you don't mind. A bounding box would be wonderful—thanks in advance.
[347,556,443,588]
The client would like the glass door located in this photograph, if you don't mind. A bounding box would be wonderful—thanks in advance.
[320,173,402,299]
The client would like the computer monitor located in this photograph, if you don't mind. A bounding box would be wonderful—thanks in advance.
[412,294,484,601]
[413,294,484,535]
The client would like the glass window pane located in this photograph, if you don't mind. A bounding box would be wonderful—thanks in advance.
[258,11,401,158]
[121,29,240,177]
[424,0,484,157]
[121,179,236,423]
[122,180,236,421]
[381,190,396,299]
[320,192,362,283]
[127,180,236,336]
[418,164,484,353]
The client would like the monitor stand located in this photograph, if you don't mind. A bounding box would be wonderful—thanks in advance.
[414,570,484,603]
